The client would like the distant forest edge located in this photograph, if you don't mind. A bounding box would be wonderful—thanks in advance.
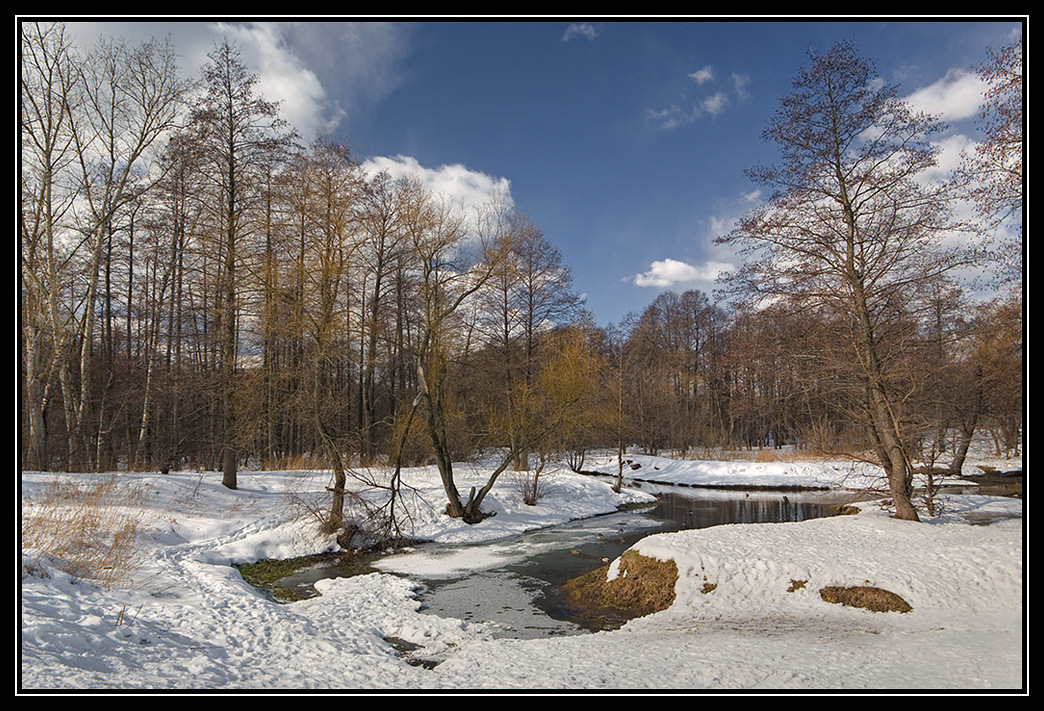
[21,24,1022,523]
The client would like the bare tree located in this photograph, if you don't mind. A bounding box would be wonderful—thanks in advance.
[355,170,412,462]
[189,40,295,489]
[959,36,1023,287]
[302,144,361,533]
[20,22,185,471]
[718,41,976,520]
[21,22,80,470]
[407,187,515,522]
[955,36,1023,459]
[474,211,584,470]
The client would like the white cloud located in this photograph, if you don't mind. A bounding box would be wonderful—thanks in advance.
[905,68,985,122]
[645,105,697,130]
[201,21,414,141]
[631,258,734,288]
[563,23,598,42]
[731,72,751,98]
[359,155,513,212]
[689,66,714,84]
[700,92,729,117]
[649,64,748,129]
[212,22,338,140]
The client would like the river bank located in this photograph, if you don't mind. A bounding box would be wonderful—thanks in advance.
[20,450,1024,692]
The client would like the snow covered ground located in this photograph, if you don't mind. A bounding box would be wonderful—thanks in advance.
[19,449,1025,693]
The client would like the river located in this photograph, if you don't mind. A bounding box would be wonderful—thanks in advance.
[274,484,861,640]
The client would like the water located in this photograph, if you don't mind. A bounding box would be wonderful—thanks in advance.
[395,509,666,638]
[417,488,853,637]
[274,485,855,639]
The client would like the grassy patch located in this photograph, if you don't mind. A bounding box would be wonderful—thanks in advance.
[21,474,153,589]
[819,585,912,613]
[236,552,376,603]
[236,557,316,602]
[236,556,316,587]
[561,550,678,623]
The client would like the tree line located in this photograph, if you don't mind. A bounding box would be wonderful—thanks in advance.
[21,24,1022,525]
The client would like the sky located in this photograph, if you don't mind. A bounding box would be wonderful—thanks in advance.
[58,17,1024,328]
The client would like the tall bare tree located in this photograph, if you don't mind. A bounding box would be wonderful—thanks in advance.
[406,188,515,522]
[355,170,412,462]
[960,36,1023,286]
[189,40,295,489]
[296,140,361,532]
[20,22,185,470]
[21,22,80,470]
[474,211,583,470]
[718,41,975,520]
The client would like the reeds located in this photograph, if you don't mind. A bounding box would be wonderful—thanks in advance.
[21,474,152,589]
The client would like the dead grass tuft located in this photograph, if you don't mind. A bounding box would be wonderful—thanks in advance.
[819,585,912,613]
[562,550,678,620]
[21,474,153,588]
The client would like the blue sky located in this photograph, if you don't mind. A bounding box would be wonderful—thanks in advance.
[64,18,1024,327]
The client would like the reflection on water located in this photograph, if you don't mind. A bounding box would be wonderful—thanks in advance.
[651,489,833,529]
[272,485,858,638]
[405,487,853,639]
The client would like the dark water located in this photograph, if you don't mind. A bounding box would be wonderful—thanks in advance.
[370,487,856,639]
[271,487,854,637]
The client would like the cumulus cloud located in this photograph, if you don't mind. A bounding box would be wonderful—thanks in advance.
[211,22,339,140]
[905,68,985,122]
[631,258,734,288]
[359,155,513,212]
[196,21,414,141]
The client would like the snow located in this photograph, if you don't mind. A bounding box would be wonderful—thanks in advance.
[19,450,1025,692]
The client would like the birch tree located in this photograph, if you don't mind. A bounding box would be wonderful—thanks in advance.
[21,21,79,470]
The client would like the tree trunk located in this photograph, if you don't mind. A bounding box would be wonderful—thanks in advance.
[851,268,919,521]
[222,445,237,490]
[416,360,465,519]
[461,451,515,523]
[949,365,984,475]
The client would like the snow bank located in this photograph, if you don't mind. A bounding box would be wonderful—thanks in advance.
[583,451,959,490]
[19,454,1025,691]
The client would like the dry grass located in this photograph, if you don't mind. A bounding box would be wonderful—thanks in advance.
[562,550,678,620]
[681,445,865,464]
[819,585,912,613]
[21,474,153,589]
[260,452,330,471]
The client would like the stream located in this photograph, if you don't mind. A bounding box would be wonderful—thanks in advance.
[273,483,861,640]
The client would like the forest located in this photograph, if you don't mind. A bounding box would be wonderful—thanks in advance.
[20,23,1023,526]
